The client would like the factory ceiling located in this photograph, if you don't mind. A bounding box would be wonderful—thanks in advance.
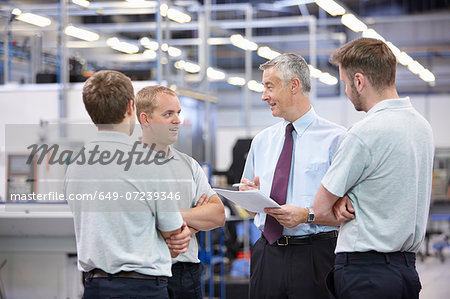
[1,0,450,98]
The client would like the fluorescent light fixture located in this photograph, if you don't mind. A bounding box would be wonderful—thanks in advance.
[257,46,281,60]
[168,46,182,57]
[160,4,191,23]
[419,69,435,83]
[315,0,345,16]
[362,29,385,42]
[65,25,99,41]
[125,0,157,8]
[16,12,52,27]
[407,60,425,75]
[385,41,401,57]
[230,34,258,51]
[183,62,201,73]
[319,72,338,85]
[160,3,169,16]
[397,51,413,66]
[168,8,191,23]
[139,37,159,50]
[308,65,322,79]
[174,60,186,69]
[143,49,157,59]
[247,80,264,92]
[161,43,169,52]
[227,77,246,86]
[72,0,90,8]
[107,37,139,54]
[207,67,226,81]
[11,8,22,15]
[341,14,367,32]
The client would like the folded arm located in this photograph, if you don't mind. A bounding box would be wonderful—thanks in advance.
[181,194,226,231]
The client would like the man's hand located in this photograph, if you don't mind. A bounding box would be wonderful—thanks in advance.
[195,193,209,207]
[239,176,260,191]
[166,222,191,258]
[333,195,355,223]
[264,205,308,228]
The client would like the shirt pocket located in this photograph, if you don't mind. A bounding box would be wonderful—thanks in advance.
[299,162,329,195]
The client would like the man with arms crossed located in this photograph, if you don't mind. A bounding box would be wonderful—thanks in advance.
[65,70,189,298]
[313,38,434,299]
[135,85,226,299]
[240,53,346,299]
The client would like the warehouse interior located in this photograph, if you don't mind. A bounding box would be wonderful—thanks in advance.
[0,0,450,298]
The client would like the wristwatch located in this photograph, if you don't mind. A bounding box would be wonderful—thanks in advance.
[306,207,315,223]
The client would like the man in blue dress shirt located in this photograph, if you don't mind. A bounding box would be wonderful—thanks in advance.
[240,53,346,299]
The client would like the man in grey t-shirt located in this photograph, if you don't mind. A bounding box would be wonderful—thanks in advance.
[135,85,226,299]
[313,38,434,299]
[65,70,190,299]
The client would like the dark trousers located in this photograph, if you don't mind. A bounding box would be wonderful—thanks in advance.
[326,251,421,299]
[249,235,337,299]
[168,262,203,299]
[83,277,169,299]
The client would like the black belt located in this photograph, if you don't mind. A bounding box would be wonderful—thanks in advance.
[85,268,168,281]
[263,230,338,246]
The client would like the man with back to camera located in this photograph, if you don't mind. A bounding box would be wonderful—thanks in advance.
[239,53,346,299]
[313,37,434,299]
[64,70,191,298]
[135,85,226,299]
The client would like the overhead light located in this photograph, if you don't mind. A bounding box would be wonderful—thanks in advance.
[183,62,201,73]
[168,46,182,57]
[107,37,139,54]
[419,69,435,83]
[308,65,322,79]
[11,8,22,15]
[207,67,226,81]
[15,12,52,27]
[362,29,385,42]
[143,49,157,59]
[319,72,338,85]
[315,0,345,16]
[397,51,413,66]
[230,34,258,51]
[385,41,401,57]
[125,0,157,9]
[71,0,90,8]
[161,57,169,64]
[160,4,191,23]
[257,46,281,60]
[247,80,264,92]
[64,25,99,41]
[227,77,246,86]
[341,14,367,32]
[407,60,425,75]
[139,37,159,50]
[161,43,169,52]
[174,60,186,69]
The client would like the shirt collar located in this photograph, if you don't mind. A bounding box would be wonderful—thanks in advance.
[94,130,133,144]
[285,106,317,137]
[367,97,411,116]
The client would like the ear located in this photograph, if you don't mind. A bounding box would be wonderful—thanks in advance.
[125,99,134,116]
[353,73,365,92]
[140,112,150,124]
[290,77,301,94]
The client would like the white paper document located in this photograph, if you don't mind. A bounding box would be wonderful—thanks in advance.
[213,188,281,213]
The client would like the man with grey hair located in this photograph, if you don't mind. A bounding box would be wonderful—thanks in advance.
[240,53,346,298]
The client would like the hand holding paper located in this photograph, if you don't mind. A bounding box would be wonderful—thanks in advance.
[214,188,280,213]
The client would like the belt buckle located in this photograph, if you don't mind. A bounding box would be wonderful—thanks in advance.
[276,236,289,246]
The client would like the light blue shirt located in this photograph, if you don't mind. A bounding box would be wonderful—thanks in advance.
[242,107,346,236]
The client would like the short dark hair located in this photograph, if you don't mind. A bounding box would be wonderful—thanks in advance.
[329,37,397,89]
[82,70,134,124]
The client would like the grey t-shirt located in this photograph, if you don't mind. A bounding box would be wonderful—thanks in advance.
[322,98,434,253]
[64,131,183,276]
[168,147,216,264]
